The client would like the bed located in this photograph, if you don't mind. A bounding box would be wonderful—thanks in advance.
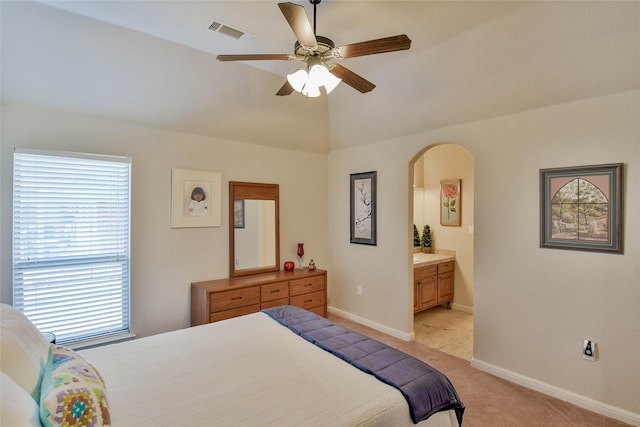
[1,303,464,427]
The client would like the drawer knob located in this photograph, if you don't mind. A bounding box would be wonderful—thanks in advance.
[270,289,280,294]
[231,296,242,301]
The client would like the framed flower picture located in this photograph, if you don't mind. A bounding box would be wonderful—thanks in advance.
[440,179,461,226]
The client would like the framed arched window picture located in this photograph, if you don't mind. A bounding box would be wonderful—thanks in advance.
[540,163,623,253]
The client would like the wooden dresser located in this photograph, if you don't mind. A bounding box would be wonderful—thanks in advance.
[191,269,327,326]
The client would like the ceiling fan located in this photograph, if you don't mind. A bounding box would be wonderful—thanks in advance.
[216,0,411,97]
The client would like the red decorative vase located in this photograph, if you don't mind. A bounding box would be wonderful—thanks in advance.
[297,243,304,258]
[284,261,295,271]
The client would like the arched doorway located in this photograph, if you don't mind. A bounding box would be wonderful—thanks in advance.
[411,143,474,360]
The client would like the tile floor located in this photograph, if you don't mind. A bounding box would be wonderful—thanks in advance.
[413,306,473,361]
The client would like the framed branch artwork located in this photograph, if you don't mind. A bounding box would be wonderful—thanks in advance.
[234,199,245,229]
[440,179,461,226]
[350,171,377,245]
[171,168,222,228]
[540,163,623,253]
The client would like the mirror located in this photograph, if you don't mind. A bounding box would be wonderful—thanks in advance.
[229,181,280,277]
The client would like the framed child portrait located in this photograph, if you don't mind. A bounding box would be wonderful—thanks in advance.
[171,168,222,228]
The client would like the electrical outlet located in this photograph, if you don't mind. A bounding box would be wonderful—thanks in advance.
[356,285,362,296]
[583,339,596,361]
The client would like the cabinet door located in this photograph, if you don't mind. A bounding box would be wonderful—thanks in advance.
[437,272,454,304]
[416,276,437,310]
[414,266,437,312]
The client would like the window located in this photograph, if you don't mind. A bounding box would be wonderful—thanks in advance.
[13,149,131,345]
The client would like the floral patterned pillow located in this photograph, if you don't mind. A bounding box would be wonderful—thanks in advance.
[39,345,111,427]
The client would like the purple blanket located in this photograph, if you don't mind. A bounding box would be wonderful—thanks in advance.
[262,305,464,425]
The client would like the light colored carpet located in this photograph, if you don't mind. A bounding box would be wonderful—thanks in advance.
[414,306,473,360]
[329,312,631,426]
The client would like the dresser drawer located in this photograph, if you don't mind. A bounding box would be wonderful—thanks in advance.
[260,298,289,310]
[210,287,260,312]
[261,281,289,302]
[438,261,454,274]
[210,304,260,322]
[289,275,325,296]
[414,265,437,280]
[306,305,325,317]
[290,290,325,311]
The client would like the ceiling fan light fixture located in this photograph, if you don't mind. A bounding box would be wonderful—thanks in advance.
[287,68,308,92]
[307,64,327,85]
[319,66,342,94]
[302,82,321,98]
[287,61,342,97]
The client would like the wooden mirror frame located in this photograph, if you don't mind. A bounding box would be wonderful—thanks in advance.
[229,181,280,277]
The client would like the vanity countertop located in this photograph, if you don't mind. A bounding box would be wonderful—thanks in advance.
[413,252,455,268]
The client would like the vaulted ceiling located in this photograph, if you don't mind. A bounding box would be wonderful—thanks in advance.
[2,1,639,153]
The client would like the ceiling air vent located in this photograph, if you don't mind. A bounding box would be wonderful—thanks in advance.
[208,20,255,41]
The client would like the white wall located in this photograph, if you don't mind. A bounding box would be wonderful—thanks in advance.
[328,90,639,422]
[0,104,329,338]
[2,92,638,421]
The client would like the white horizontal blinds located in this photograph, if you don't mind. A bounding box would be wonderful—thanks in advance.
[13,150,131,344]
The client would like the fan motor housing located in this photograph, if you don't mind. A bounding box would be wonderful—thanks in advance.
[294,35,335,58]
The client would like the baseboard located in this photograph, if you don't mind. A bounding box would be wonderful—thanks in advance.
[471,358,640,426]
[451,303,473,314]
[327,306,413,341]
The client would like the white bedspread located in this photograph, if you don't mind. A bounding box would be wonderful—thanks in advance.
[80,312,458,427]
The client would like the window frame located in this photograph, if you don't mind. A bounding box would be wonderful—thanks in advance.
[12,148,133,346]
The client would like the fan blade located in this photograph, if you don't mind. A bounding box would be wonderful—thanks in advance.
[278,2,317,50]
[335,34,411,59]
[217,54,293,61]
[276,81,294,96]
[329,64,376,93]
